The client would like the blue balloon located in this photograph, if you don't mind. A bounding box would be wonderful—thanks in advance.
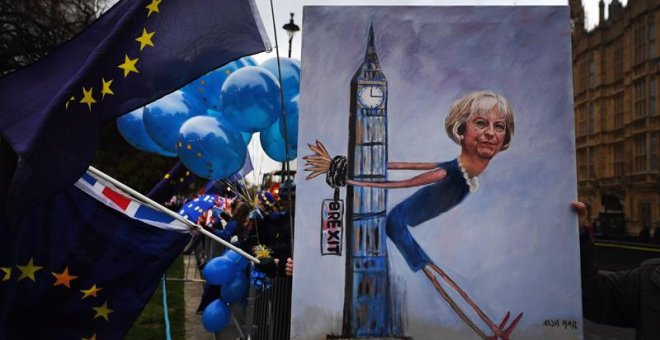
[206,108,222,117]
[203,256,238,285]
[220,272,249,303]
[202,299,231,333]
[223,249,249,269]
[238,56,258,66]
[281,95,299,148]
[260,57,301,102]
[221,66,281,133]
[241,131,253,145]
[181,61,244,112]
[260,95,299,162]
[116,108,177,157]
[206,109,252,146]
[177,116,247,180]
[143,91,206,153]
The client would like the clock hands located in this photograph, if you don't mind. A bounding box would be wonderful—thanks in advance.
[369,86,384,98]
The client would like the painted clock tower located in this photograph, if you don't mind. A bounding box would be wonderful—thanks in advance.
[342,24,391,338]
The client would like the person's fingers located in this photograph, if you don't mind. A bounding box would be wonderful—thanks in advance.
[571,201,587,217]
[285,257,294,276]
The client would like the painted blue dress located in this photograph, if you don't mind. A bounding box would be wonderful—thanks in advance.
[386,158,472,272]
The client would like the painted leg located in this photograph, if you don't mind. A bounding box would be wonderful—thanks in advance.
[428,263,523,340]
[422,267,492,340]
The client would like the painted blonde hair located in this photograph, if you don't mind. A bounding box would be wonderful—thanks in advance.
[444,90,515,151]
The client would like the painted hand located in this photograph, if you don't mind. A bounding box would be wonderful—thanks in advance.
[303,140,332,180]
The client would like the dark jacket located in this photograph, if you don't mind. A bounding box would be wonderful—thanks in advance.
[580,230,660,339]
[212,219,239,242]
[239,209,292,277]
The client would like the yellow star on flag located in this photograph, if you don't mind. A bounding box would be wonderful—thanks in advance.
[225,69,231,75]
[80,284,103,299]
[1,267,11,282]
[101,78,114,99]
[186,144,192,150]
[135,28,155,51]
[17,258,43,282]
[92,301,113,321]
[82,333,97,340]
[52,267,79,288]
[118,55,140,78]
[146,0,162,17]
[80,87,96,111]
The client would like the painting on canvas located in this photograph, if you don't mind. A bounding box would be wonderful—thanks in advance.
[292,6,580,339]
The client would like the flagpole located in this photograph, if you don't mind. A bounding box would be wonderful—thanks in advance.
[87,166,261,264]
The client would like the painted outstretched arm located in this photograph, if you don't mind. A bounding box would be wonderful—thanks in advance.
[388,162,439,170]
[346,168,446,188]
[303,140,447,189]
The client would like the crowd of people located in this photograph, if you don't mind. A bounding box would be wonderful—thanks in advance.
[172,185,295,324]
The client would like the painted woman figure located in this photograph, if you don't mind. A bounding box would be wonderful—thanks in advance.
[305,90,520,339]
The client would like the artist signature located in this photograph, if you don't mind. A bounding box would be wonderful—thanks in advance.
[543,319,578,330]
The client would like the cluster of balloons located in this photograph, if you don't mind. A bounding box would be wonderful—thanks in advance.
[116,56,301,180]
[201,249,251,333]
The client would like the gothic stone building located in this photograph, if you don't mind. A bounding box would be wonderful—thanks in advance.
[571,0,660,236]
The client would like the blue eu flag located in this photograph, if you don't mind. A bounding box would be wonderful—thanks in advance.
[0,173,191,339]
[147,160,198,205]
[0,0,270,215]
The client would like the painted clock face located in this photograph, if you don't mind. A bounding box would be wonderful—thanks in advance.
[357,85,385,108]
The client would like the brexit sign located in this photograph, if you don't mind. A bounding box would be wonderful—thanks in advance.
[321,199,343,255]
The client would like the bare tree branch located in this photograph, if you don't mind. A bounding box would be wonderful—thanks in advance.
[0,0,109,75]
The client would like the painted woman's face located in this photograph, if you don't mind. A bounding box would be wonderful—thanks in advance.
[461,107,506,160]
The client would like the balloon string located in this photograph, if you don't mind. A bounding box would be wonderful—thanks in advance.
[268,0,295,254]
[224,179,252,209]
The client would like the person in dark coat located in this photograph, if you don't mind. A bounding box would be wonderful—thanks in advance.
[249,191,292,278]
[573,201,660,340]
